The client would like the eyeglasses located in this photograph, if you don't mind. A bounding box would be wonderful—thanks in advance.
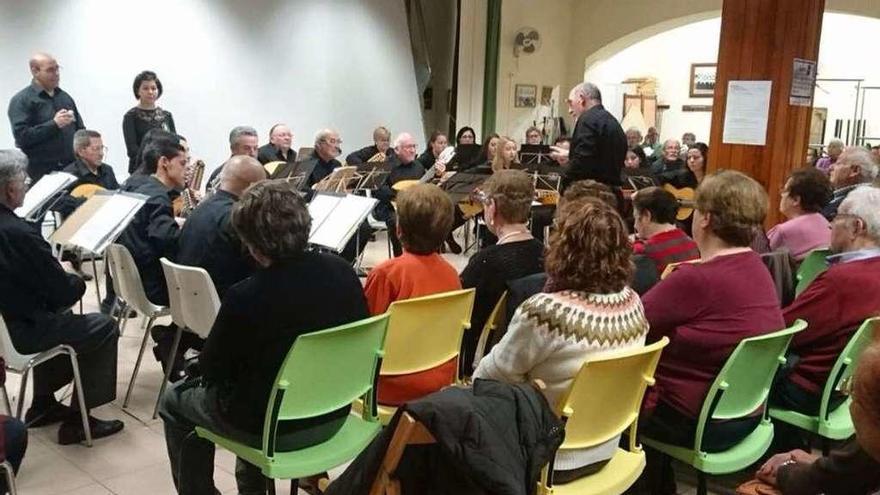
[89,145,108,153]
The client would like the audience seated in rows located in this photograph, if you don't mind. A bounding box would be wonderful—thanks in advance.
[767,167,832,260]
[822,146,878,220]
[474,196,649,485]
[772,186,880,421]
[639,170,785,493]
[757,338,880,494]
[459,170,544,374]
[631,186,700,274]
[160,180,369,494]
[364,183,461,406]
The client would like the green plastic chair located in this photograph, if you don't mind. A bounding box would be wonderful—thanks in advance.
[794,249,830,296]
[769,317,877,451]
[641,320,807,495]
[195,314,389,493]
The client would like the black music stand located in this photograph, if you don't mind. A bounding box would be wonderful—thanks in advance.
[271,160,317,190]
[519,144,553,166]
[449,144,481,171]
[354,161,392,190]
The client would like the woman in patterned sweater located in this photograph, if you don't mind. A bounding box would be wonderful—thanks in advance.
[474,196,649,484]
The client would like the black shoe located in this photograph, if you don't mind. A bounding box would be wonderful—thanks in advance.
[25,401,75,427]
[58,416,124,445]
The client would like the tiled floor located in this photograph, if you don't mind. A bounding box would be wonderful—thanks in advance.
[7,230,746,494]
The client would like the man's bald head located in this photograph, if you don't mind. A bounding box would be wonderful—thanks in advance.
[29,52,60,91]
[220,155,266,197]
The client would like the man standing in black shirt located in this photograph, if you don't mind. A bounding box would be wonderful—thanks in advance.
[0,149,123,445]
[7,53,84,182]
[551,82,626,190]
[256,123,296,166]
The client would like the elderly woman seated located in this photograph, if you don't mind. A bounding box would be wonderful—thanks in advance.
[767,167,832,260]
[639,170,785,493]
[474,197,649,484]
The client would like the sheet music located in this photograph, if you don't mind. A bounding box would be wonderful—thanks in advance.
[307,194,343,237]
[309,194,377,251]
[14,172,76,219]
[68,194,146,253]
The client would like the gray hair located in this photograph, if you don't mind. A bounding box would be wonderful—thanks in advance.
[73,129,101,152]
[314,128,338,147]
[393,132,414,149]
[0,149,28,187]
[575,82,602,102]
[828,139,844,149]
[839,185,880,242]
[842,146,879,182]
[626,127,642,137]
[228,126,258,146]
[663,139,681,148]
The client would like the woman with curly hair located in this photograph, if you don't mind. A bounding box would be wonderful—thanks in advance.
[474,196,649,484]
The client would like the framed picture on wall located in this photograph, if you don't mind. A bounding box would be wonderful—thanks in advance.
[540,86,553,106]
[689,63,717,98]
[515,84,537,107]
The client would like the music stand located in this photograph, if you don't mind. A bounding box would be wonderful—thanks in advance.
[518,144,553,166]
[354,161,392,190]
[449,144,481,171]
[295,147,314,162]
[440,171,486,204]
[313,166,358,193]
[272,160,318,190]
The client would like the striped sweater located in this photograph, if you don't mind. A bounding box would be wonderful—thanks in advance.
[633,228,700,274]
[474,288,649,470]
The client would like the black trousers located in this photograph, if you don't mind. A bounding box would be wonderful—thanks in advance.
[373,206,401,257]
[8,311,118,410]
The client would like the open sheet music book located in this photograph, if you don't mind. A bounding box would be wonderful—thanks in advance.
[51,191,147,254]
[307,193,378,252]
[15,172,77,220]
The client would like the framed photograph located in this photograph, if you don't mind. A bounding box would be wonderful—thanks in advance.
[514,84,537,108]
[689,63,717,98]
[540,86,553,106]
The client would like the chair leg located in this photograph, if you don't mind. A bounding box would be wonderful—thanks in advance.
[1,385,11,416]
[697,472,707,495]
[822,438,831,457]
[2,460,17,495]
[14,368,29,420]
[91,257,102,307]
[67,349,93,447]
[152,326,182,419]
[290,479,299,494]
[123,315,156,408]
[266,478,276,495]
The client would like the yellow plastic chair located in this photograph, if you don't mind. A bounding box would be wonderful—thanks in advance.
[538,338,669,495]
[358,289,475,424]
[472,291,508,371]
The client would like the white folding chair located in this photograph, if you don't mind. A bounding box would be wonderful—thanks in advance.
[0,314,92,447]
[0,460,16,495]
[153,259,221,418]
[106,244,171,410]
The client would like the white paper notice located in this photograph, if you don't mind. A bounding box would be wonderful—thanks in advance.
[722,81,773,146]
[69,194,145,253]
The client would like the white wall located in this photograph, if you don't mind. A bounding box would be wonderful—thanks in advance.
[455,0,488,141]
[582,13,880,147]
[0,0,425,180]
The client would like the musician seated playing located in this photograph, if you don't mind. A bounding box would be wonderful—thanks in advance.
[459,170,544,375]
[0,149,123,445]
[364,183,461,405]
[256,123,296,165]
[302,128,343,190]
[632,186,700,274]
[54,129,121,279]
[345,125,393,165]
[160,180,369,495]
[372,132,445,257]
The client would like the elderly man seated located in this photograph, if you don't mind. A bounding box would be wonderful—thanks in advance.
[651,139,685,178]
[772,186,880,421]
[822,146,878,220]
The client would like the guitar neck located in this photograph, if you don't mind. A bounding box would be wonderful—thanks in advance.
[418,164,437,184]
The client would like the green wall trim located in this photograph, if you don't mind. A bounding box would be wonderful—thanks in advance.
[482,0,501,137]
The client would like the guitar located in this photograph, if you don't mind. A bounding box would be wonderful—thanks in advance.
[391,146,456,192]
[662,184,696,221]
[174,160,205,217]
[70,183,105,199]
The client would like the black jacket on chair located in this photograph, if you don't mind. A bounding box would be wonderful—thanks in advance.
[326,379,565,495]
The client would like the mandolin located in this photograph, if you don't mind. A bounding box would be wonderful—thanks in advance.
[662,184,696,221]
[173,159,205,217]
[391,146,456,192]
[70,183,105,199]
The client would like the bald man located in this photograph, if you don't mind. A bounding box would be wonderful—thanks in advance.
[177,155,266,297]
[7,53,84,182]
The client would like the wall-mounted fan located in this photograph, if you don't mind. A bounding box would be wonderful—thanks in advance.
[514,27,541,57]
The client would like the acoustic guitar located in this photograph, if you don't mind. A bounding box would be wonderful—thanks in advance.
[662,184,696,221]
[70,183,105,199]
[391,146,456,192]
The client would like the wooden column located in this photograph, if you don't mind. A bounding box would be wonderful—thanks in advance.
[708,0,825,226]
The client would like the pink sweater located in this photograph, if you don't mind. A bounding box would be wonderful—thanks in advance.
[767,213,831,260]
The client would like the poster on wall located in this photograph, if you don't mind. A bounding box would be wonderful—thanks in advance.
[515,84,537,108]
[722,80,773,146]
[790,58,817,107]
[689,63,717,98]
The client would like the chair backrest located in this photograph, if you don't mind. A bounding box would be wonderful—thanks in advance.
[262,313,389,456]
[107,243,162,314]
[819,317,877,420]
[795,249,830,296]
[162,258,221,338]
[473,291,508,367]
[693,319,807,452]
[558,338,668,450]
[159,258,185,327]
[381,289,475,376]
[0,314,28,367]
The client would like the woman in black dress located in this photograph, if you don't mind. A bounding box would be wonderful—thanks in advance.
[123,71,176,173]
